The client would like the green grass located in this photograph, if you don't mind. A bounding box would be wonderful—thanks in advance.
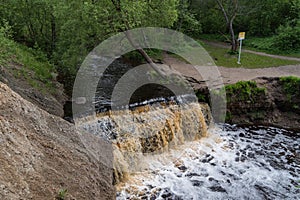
[56,189,68,200]
[0,34,56,93]
[201,42,300,68]
[198,34,300,58]
[243,37,300,58]
[225,81,266,103]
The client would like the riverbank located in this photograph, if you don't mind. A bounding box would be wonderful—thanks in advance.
[163,54,300,131]
[163,53,300,85]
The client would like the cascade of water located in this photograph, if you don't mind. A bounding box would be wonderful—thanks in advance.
[77,102,212,184]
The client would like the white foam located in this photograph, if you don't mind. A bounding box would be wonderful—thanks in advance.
[117,125,300,199]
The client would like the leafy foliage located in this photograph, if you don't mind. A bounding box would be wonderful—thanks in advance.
[173,0,202,37]
[56,189,68,200]
[272,21,300,51]
[0,0,180,94]
[225,81,266,103]
[190,0,300,52]
[0,0,299,96]
[0,26,56,92]
[279,76,300,111]
[280,76,300,97]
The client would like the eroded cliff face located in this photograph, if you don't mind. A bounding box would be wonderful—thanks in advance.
[192,76,300,131]
[77,102,213,184]
[225,77,300,130]
[0,82,115,199]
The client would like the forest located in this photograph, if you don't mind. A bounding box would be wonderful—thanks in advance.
[0,0,299,94]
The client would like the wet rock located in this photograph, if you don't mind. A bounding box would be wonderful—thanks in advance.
[240,155,246,162]
[161,189,172,199]
[247,152,255,158]
[185,173,201,177]
[208,177,214,181]
[239,133,245,137]
[191,180,204,187]
[209,186,227,193]
[201,154,214,163]
[178,165,188,172]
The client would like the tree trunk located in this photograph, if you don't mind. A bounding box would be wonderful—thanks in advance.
[229,19,237,51]
[216,0,238,52]
[111,0,164,77]
[124,31,164,77]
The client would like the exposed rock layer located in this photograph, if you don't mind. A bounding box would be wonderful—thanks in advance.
[194,77,300,131]
[0,82,115,199]
[225,77,300,130]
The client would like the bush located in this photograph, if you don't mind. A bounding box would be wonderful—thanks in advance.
[280,76,300,97]
[225,81,266,103]
[0,20,13,39]
[244,37,274,52]
[279,76,300,111]
[272,22,300,51]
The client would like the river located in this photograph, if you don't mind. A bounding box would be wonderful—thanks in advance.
[86,59,300,199]
[116,124,300,199]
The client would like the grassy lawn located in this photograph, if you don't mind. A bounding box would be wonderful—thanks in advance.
[201,42,300,68]
[243,45,300,58]
[198,34,300,59]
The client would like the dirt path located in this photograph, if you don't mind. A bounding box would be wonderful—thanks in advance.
[218,65,300,84]
[163,53,300,85]
[202,40,300,62]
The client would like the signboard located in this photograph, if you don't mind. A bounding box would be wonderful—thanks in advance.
[237,32,246,64]
[238,32,246,40]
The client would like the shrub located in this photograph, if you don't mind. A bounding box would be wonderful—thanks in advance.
[272,22,300,51]
[280,76,300,97]
[279,76,300,111]
[225,81,266,103]
[0,20,13,39]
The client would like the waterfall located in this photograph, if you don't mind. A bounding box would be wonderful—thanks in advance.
[77,102,212,184]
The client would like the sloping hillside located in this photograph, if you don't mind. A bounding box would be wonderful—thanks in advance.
[0,34,66,117]
[0,82,115,199]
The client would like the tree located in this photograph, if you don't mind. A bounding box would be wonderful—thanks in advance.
[0,0,57,55]
[173,0,202,37]
[109,0,179,75]
[50,0,179,93]
[215,0,239,51]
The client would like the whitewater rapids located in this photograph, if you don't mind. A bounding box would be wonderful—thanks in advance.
[117,124,300,199]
